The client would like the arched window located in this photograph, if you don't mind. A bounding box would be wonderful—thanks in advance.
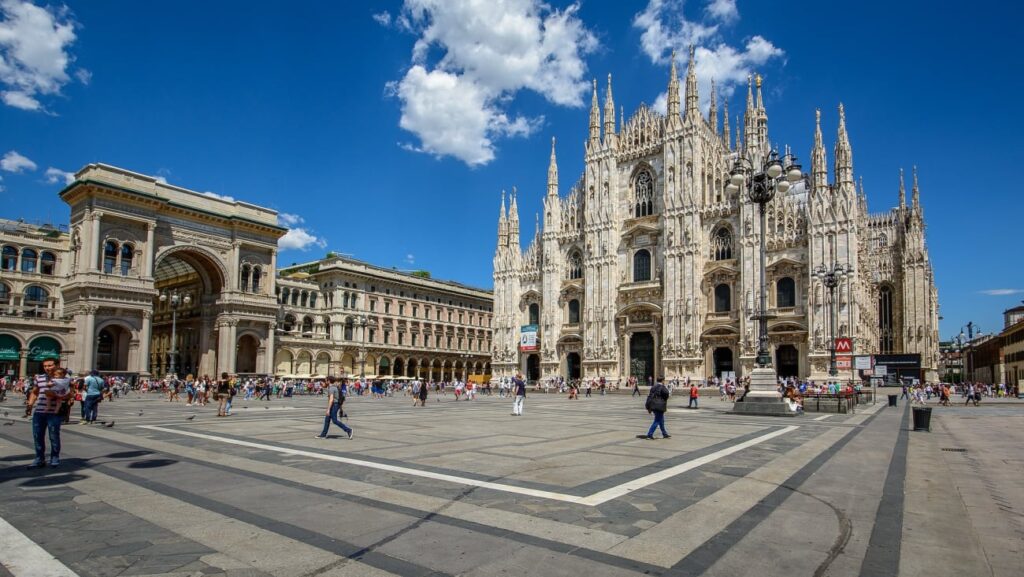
[24,285,49,316]
[301,316,314,334]
[103,241,118,274]
[20,248,37,273]
[290,290,298,306]
[240,264,251,291]
[343,293,350,308]
[40,252,56,275]
[309,293,317,308]
[568,299,580,324]
[715,283,731,312]
[633,249,651,282]
[0,282,10,305]
[777,277,796,308]
[251,266,262,293]
[879,285,894,353]
[634,170,654,217]
[283,314,296,332]
[280,287,288,304]
[528,303,540,325]
[301,291,309,308]
[1,246,17,270]
[711,228,732,260]
[567,251,583,280]
[120,243,134,276]
[877,233,888,248]
[344,319,354,340]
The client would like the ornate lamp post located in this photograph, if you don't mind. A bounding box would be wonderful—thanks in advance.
[357,315,368,380]
[726,151,802,415]
[813,263,849,380]
[159,289,191,378]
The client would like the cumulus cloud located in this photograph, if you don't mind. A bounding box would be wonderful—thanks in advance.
[373,11,392,26]
[979,289,1024,296]
[43,166,73,184]
[279,228,327,252]
[202,191,235,202]
[0,0,87,112]
[389,0,597,166]
[0,149,35,172]
[278,212,303,227]
[634,0,784,110]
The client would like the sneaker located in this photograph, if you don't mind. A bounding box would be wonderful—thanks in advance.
[49,458,60,467]
[314,435,326,439]
[347,429,354,440]
[663,434,672,439]
[645,435,655,440]
[27,459,44,469]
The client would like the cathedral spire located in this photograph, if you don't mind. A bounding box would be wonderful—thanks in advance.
[498,190,508,249]
[547,137,558,197]
[755,73,764,110]
[708,79,718,134]
[811,108,828,195]
[834,103,853,185]
[723,99,731,150]
[508,187,520,249]
[588,78,600,147]
[603,73,615,142]
[911,165,921,211]
[898,168,906,210]
[667,50,681,120]
[684,45,699,119]
[745,74,754,113]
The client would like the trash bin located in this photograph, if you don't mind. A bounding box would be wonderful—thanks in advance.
[888,394,898,407]
[912,407,932,431]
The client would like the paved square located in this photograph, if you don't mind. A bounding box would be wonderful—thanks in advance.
[1,392,1020,577]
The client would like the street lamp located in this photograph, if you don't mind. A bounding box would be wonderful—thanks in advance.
[357,315,368,380]
[159,289,191,378]
[726,150,802,415]
[813,263,849,380]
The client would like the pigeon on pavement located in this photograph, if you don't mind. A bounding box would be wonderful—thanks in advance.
[105,421,115,428]
[186,415,195,421]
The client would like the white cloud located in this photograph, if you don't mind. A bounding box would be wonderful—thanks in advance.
[979,289,1024,296]
[705,0,738,22]
[0,0,85,112]
[373,11,392,26]
[0,149,35,172]
[153,175,167,184]
[43,166,73,184]
[202,191,235,202]
[279,228,327,252]
[390,0,597,166]
[0,174,4,192]
[633,0,784,107]
[278,212,303,227]
[405,253,415,265]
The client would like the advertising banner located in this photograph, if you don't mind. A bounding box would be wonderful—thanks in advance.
[519,325,539,352]
[854,355,873,370]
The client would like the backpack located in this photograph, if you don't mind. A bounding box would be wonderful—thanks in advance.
[646,384,668,412]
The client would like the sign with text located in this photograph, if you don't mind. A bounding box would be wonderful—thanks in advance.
[874,365,888,376]
[519,325,539,352]
[837,357,852,370]
[834,338,853,354]
[854,355,873,370]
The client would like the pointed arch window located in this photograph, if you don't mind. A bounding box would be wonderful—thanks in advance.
[879,285,894,353]
[711,227,733,260]
[634,170,654,217]
[633,249,651,282]
[567,251,583,280]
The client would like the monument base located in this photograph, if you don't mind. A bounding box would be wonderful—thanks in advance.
[732,367,797,417]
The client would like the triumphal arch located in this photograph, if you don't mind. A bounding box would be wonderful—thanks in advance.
[60,164,285,377]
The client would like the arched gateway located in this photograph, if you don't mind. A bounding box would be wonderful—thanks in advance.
[60,164,286,377]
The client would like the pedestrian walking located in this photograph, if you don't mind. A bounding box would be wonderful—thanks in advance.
[688,382,700,409]
[511,373,526,416]
[27,358,70,468]
[215,373,231,417]
[316,377,353,439]
[81,369,105,424]
[644,378,671,439]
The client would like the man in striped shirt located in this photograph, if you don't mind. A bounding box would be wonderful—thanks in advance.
[27,358,69,468]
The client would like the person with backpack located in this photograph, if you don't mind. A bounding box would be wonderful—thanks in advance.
[81,369,105,424]
[644,378,671,439]
[316,376,353,439]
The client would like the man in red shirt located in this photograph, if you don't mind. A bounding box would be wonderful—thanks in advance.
[688,382,700,409]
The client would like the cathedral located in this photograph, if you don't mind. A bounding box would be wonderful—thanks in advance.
[492,49,939,385]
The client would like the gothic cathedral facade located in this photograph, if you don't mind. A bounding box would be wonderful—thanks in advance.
[492,50,939,384]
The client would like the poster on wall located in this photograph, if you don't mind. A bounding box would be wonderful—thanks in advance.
[519,325,539,352]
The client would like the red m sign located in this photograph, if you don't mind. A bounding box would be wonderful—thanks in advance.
[835,338,852,354]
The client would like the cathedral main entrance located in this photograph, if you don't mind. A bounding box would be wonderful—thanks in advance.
[629,332,655,383]
[713,347,734,378]
[526,354,540,383]
[776,344,799,378]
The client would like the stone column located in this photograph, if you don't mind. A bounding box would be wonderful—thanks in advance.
[138,310,153,376]
[269,250,277,295]
[144,223,156,278]
[90,211,103,272]
[229,241,241,292]
[264,322,276,375]
[216,319,231,374]
[79,306,98,372]
[18,350,28,379]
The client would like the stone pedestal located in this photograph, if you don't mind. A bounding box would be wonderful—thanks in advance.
[732,367,796,417]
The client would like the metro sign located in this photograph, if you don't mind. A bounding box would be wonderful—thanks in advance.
[835,338,852,354]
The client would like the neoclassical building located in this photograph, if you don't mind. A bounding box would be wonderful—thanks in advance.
[492,50,939,384]
[0,163,492,380]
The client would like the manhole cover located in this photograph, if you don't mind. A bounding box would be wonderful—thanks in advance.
[941,448,968,452]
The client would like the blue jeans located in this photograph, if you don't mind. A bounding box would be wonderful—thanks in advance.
[647,411,668,437]
[688,396,699,408]
[83,395,101,422]
[320,403,351,436]
[32,412,62,461]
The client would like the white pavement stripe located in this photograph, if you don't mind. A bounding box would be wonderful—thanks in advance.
[0,515,81,577]
[812,415,831,421]
[139,424,797,506]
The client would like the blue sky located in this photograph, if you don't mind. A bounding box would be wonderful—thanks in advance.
[0,0,1020,340]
